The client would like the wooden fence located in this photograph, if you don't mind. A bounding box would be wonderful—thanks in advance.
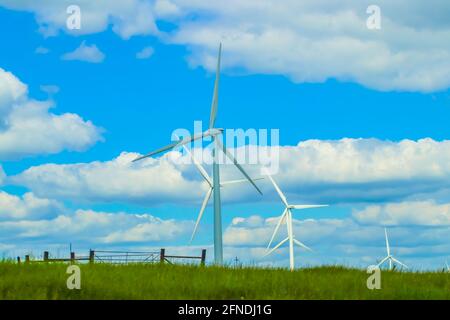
[17,248,207,266]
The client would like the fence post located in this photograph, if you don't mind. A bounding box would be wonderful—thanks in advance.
[43,251,49,262]
[201,249,206,266]
[25,255,30,263]
[70,252,75,263]
[17,256,21,264]
[160,248,165,263]
[89,250,95,264]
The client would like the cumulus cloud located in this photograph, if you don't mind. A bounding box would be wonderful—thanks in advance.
[0,67,103,160]
[136,46,154,59]
[10,152,205,205]
[34,46,49,54]
[0,208,193,245]
[61,41,105,63]
[0,189,447,269]
[353,201,450,226]
[166,0,450,92]
[154,0,180,17]
[10,138,450,205]
[223,213,450,269]
[40,85,59,95]
[3,1,450,91]
[0,165,5,185]
[0,191,65,220]
[0,68,27,120]
[0,0,159,39]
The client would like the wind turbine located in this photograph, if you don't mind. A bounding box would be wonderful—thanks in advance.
[264,170,328,271]
[445,260,449,272]
[376,228,408,271]
[132,44,263,265]
[175,136,264,243]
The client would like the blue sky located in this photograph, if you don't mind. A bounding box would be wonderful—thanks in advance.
[0,1,450,270]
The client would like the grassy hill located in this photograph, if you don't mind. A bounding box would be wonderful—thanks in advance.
[0,261,449,299]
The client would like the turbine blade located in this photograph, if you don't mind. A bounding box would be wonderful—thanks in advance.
[377,256,389,268]
[209,43,222,129]
[175,134,212,187]
[385,228,391,256]
[216,139,263,195]
[133,130,218,162]
[446,260,449,271]
[391,257,409,269]
[133,140,181,162]
[264,237,289,257]
[263,168,289,207]
[293,238,313,252]
[221,177,264,186]
[291,204,328,210]
[190,187,213,243]
[267,209,288,249]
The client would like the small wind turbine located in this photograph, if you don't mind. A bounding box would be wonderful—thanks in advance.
[175,137,263,243]
[132,44,262,265]
[264,170,328,271]
[376,228,408,271]
[446,260,449,272]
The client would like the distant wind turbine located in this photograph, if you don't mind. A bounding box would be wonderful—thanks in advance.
[264,170,328,271]
[376,228,408,271]
[446,260,449,272]
[132,44,262,265]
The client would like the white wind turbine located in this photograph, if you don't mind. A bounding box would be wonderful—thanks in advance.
[445,261,449,272]
[175,136,263,243]
[377,228,408,271]
[132,44,263,265]
[264,170,328,271]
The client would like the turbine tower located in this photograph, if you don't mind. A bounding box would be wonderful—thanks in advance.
[132,44,262,265]
[176,137,263,243]
[264,170,328,271]
[376,228,408,271]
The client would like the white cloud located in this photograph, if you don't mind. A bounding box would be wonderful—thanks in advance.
[0,67,103,160]
[154,0,180,17]
[0,191,65,220]
[40,85,59,95]
[222,213,450,269]
[0,0,159,39]
[62,41,105,63]
[11,138,450,205]
[0,166,5,185]
[0,188,447,269]
[0,208,192,245]
[102,216,192,243]
[136,46,154,59]
[3,1,450,91]
[166,0,450,92]
[10,152,205,205]
[353,201,450,226]
[35,46,50,54]
[0,68,27,120]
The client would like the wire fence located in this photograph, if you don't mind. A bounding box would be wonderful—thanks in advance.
[17,248,207,266]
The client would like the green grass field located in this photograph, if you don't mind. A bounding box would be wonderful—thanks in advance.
[0,262,449,300]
